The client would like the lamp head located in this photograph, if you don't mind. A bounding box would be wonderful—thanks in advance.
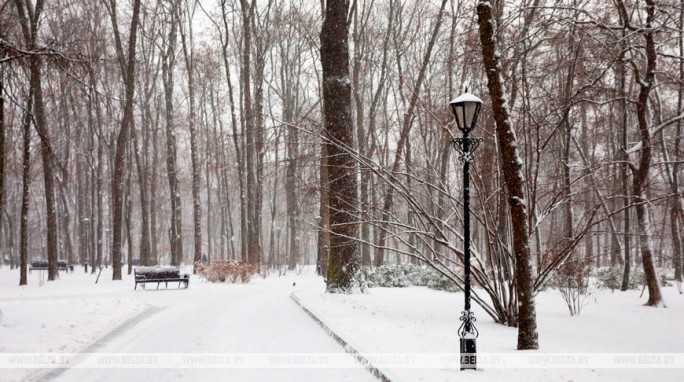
[449,91,482,135]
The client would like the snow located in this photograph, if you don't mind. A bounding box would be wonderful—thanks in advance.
[1,266,682,382]
[295,285,684,382]
[326,76,351,85]
[0,267,374,382]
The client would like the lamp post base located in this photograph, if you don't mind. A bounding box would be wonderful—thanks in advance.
[460,338,477,370]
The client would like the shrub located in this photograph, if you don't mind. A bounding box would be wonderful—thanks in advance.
[595,266,644,291]
[196,261,258,284]
[551,259,593,316]
[363,264,459,292]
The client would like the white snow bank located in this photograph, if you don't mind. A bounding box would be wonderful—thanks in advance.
[295,285,684,382]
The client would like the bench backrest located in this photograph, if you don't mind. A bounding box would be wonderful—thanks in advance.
[135,266,181,279]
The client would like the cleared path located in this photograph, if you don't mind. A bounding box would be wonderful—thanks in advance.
[43,275,375,382]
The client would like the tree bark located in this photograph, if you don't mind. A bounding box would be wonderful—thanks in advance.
[14,0,59,280]
[617,0,663,306]
[161,11,183,266]
[107,0,142,280]
[477,0,538,350]
[19,84,34,286]
[321,0,360,292]
[176,0,202,272]
[0,77,4,250]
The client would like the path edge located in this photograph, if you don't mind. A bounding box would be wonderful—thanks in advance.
[290,291,392,382]
[36,305,165,381]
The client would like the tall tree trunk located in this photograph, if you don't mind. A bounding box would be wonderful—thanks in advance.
[619,28,632,291]
[286,114,300,270]
[19,85,34,286]
[15,0,59,280]
[219,0,246,263]
[95,139,104,272]
[618,0,662,306]
[125,156,133,275]
[477,1,538,350]
[150,103,159,265]
[673,0,684,282]
[0,77,4,249]
[177,0,202,273]
[132,127,151,266]
[317,143,330,276]
[161,15,183,266]
[321,0,359,292]
[107,0,142,280]
[240,0,260,266]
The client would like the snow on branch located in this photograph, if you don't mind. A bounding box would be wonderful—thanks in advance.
[0,39,77,64]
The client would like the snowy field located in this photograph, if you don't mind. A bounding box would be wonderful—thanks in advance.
[296,281,684,382]
[0,267,373,382]
[0,266,682,382]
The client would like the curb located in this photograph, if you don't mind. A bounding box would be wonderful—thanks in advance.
[37,305,165,381]
[290,292,392,382]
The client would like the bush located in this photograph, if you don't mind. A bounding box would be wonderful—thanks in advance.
[551,259,592,316]
[363,264,459,292]
[196,261,258,283]
[595,266,644,291]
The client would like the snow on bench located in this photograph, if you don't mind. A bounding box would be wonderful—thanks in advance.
[134,266,189,290]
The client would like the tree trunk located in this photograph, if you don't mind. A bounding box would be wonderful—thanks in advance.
[177,1,202,272]
[239,0,261,266]
[318,143,330,277]
[107,0,142,279]
[673,0,684,282]
[0,77,4,249]
[161,15,183,266]
[132,127,151,266]
[619,0,662,306]
[286,118,300,270]
[14,0,60,281]
[619,27,632,291]
[477,1,538,350]
[19,85,34,286]
[321,0,360,292]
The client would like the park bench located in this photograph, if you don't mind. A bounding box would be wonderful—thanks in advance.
[134,266,189,290]
[29,260,73,273]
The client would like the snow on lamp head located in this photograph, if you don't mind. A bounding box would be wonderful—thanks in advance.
[449,91,482,135]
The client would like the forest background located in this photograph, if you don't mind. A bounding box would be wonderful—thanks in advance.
[0,0,682,330]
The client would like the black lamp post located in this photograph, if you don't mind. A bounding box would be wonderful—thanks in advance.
[449,90,482,371]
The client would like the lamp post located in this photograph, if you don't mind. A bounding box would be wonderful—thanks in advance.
[449,90,483,371]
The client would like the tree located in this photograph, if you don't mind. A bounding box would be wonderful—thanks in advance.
[19,81,34,286]
[615,0,663,306]
[105,0,143,280]
[14,0,60,281]
[175,0,202,272]
[160,0,183,266]
[321,0,359,292]
[476,0,538,350]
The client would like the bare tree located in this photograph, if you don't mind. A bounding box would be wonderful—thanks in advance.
[160,1,183,266]
[175,0,202,272]
[476,0,538,350]
[14,0,60,280]
[104,0,143,280]
[321,0,359,292]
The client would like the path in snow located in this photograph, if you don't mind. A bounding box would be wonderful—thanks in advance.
[35,274,374,382]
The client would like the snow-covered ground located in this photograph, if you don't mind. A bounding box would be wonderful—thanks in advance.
[1,266,682,382]
[296,282,684,382]
[0,267,373,382]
